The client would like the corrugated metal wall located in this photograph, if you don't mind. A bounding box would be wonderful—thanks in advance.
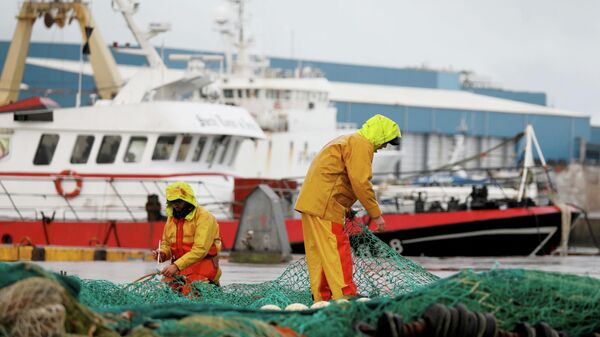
[335,101,590,162]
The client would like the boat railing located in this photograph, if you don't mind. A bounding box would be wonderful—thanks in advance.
[0,175,235,222]
[370,165,554,214]
[0,163,555,223]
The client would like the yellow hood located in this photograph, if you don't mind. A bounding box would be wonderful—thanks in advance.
[165,181,198,220]
[357,114,401,147]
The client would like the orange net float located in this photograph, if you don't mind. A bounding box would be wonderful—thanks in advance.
[54,169,83,199]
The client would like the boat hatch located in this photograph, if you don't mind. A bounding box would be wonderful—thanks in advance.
[0,97,59,122]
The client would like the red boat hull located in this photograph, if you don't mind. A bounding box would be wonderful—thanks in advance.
[0,205,574,256]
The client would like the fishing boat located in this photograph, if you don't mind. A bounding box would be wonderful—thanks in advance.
[0,0,577,257]
[0,0,264,249]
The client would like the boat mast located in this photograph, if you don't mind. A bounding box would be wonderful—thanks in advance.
[517,124,551,202]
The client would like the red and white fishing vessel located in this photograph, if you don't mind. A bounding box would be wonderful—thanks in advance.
[0,0,577,257]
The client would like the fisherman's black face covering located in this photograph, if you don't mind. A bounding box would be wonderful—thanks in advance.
[172,203,194,219]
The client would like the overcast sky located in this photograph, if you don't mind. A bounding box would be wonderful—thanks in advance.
[1,0,599,123]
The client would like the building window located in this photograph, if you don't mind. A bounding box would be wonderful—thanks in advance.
[223,89,233,98]
[152,135,176,160]
[33,134,59,165]
[124,136,147,163]
[176,135,193,162]
[70,135,94,164]
[96,135,121,164]
[192,136,208,162]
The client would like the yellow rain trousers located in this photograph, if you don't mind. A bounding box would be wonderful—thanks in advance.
[295,114,401,302]
[302,213,356,301]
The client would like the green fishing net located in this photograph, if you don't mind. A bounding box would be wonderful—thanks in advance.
[1,227,599,337]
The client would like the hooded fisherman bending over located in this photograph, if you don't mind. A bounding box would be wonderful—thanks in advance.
[295,114,401,302]
[152,182,222,294]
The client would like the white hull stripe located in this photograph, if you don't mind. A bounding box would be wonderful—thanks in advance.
[402,226,557,244]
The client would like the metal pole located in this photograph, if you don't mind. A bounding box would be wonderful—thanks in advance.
[0,180,23,220]
[76,37,83,107]
[62,197,81,222]
[108,179,137,221]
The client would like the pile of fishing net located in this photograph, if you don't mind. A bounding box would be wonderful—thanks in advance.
[1,228,599,337]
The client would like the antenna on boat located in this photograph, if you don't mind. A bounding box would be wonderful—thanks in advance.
[215,0,268,77]
[517,124,553,202]
[111,0,169,70]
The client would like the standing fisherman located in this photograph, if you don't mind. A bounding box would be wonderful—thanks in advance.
[152,182,222,294]
[295,114,401,302]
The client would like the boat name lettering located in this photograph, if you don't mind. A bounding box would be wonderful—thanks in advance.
[195,114,259,131]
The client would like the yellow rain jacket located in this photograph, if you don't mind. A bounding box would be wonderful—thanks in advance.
[295,114,401,224]
[159,182,222,274]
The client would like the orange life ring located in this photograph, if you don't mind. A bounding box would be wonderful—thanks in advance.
[54,169,83,199]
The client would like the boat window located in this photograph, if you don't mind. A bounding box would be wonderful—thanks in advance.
[207,135,225,165]
[152,135,176,160]
[124,136,147,163]
[0,132,11,161]
[33,134,59,165]
[223,89,233,98]
[192,136,207,162]
[219,136,232,164]
[176,135,193,161]
[228,139,241,166]
[96,135,121,164]
[70,135,94,164]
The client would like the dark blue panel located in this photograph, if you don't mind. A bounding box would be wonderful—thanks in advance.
[591,126,600,145]
[465,87,547,106]
[432,109,466,134]
[515,115,589,161]
[405,106,433,133]
[20,64,95,107]
[333,102,405,129]
[485,112,525,138]
[271,58,449,89]
[572,117,591,160]
[469,110,486,136]
[436,72,461,90]
[522,115,573,160]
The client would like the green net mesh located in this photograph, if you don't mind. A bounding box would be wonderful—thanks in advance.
[1,227,599,337]
[79,225,438,311]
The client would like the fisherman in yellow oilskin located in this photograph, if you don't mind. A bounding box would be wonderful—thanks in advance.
[295,114,401,302]
[152,182,222,295]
